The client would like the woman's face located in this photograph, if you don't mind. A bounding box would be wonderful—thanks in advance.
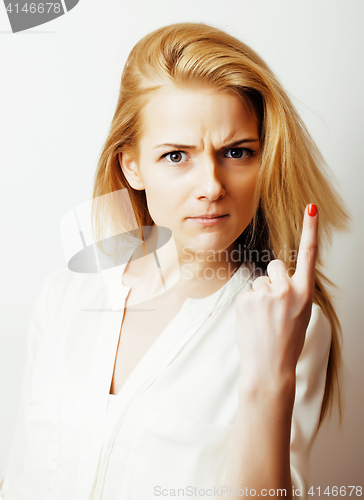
[122,85,261,257]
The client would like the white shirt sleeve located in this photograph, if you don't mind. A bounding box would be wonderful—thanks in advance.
[0,272,54,499]
[290,303,332,498]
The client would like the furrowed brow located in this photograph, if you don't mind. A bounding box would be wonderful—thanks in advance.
[153,138,259,150]
[222,139,259,148]
[153,143,197,150]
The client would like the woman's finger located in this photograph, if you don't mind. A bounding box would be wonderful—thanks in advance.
[251,275,271,291]
[292,204,318,290]
[266,259,289,285]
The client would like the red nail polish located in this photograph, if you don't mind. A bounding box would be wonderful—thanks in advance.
[308,204,317,217]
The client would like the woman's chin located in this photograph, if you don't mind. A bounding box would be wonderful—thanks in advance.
[177,238,236,259]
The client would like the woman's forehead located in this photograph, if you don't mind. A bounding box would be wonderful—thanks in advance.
[138,84,259,149]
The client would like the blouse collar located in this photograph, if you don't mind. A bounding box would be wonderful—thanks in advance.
[181,261,254,312]
[100,259,255,313]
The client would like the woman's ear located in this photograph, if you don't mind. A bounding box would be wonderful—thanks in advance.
[118,152,145,190]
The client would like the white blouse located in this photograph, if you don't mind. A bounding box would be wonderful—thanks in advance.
[0,260,332,500]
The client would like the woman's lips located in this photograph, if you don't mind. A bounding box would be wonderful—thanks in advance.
[187,214,229,226]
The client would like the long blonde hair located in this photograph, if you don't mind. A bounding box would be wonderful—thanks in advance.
[92,22,351,427]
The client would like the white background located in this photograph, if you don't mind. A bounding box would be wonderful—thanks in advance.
[0,0,363,489]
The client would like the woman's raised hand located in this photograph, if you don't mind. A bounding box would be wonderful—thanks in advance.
[235,204,319,392]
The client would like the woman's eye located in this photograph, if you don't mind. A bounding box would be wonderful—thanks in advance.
[163,151,188,163]
[225,147,254,159]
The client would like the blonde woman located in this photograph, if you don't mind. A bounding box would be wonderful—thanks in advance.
[0,22,350,500]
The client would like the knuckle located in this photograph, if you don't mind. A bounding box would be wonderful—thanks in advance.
[256,286,270,300]
[267,258,284,269]
[278,283,291,298]
[309,242,318,254]
[267,259,288,279]
[253,276,267,287]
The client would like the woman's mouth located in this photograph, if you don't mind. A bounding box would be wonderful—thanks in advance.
[187,214,229,226]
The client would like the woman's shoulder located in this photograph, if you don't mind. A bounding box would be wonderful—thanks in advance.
[295,302,332,381]
[46,266,94,295]
[304,302,332,351]
[43,267,108,311]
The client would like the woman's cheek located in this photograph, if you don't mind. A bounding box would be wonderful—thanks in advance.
[144,194,173,227]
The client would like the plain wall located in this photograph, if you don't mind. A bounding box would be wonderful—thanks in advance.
[0,0,363,489]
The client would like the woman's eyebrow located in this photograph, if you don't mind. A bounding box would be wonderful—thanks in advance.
[223,138,260,148]
[153,143,197,150]
[153,138,259,150]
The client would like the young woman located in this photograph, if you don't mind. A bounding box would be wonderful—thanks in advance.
[0,22,350,500]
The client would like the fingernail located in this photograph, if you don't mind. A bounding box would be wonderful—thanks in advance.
[308,204,317,217]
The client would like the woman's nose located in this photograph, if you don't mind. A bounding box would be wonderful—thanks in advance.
[194,156,226,201]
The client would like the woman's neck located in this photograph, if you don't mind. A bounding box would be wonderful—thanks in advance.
[122,224,242,300]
